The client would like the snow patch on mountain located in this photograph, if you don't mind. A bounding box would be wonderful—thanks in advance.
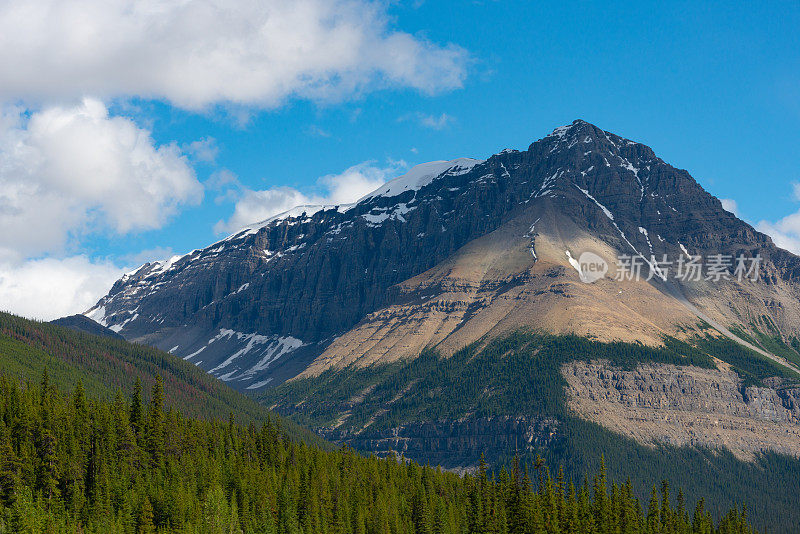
[575,185,614,221]
[85,304,108,326]
[359,158,482,201]
[183,328,306,384]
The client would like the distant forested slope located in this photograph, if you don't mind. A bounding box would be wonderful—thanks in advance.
[0,374,753,533]
[0,311,320,445]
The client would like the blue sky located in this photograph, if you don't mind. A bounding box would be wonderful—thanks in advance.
[0,0,798,318]
[120,1,800,254]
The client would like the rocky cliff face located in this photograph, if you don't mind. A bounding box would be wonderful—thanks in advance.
[321,416,559,471]
[85,120,800,390]
[563,360,800,460]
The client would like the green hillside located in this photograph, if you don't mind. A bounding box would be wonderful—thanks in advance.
[0,312,321,446]
[0,374,753,533]
[263,331,800,532]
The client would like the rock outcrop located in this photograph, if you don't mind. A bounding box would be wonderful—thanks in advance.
[321,416,560,470]
[563,360,800,460]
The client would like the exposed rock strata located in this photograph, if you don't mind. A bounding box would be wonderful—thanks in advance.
[321,416,559,469]
[563,360,800,460]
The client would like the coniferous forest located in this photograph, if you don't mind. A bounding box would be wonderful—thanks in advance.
[0,371,754,533]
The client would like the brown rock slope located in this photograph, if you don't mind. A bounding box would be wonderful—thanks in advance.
[302,203,700,376]
[563,360,800,460]
[302,194,800,377]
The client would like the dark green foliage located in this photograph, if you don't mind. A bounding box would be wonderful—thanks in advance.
[263,332,716,430]
[264,331,799,532]
[728,321,800,370]
[0,375,754,533]
[692,333,798,385]
[0,311,323,446]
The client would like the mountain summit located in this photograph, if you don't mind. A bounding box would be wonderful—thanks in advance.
[85,120,800,390]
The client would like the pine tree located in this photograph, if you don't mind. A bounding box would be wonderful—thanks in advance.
[692,498,712,534]
[593,455,609,533]
[412,485,432,534]
[130,378,143,438]
[647,485,661,534]
[0,426,19,506]
[145,375,165,463]
[661,480,672,532]
[137,496,155,534]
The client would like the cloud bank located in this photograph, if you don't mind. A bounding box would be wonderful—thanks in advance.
[0,0,470,110]
[757,214,800,255]
[215,160,405,233]
[720,198,739,216]
[0,0,470,319]
[0,99,202,319]
[0,256,124,321]
[0,98,202,260]
[756,184,800,255]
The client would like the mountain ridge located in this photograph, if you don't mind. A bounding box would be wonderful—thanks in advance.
[83,119,800,390]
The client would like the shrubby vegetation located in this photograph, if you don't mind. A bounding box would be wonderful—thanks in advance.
[0,372,754,533]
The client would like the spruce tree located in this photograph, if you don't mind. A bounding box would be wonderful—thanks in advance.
[129,378,143,438]
[145,375,165,463]
[137,496,155,534]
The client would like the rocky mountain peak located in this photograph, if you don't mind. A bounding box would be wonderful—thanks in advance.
[82,120,800,390]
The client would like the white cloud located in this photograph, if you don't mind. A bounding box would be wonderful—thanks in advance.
[720,198,739,216]
[121,247,177,268]
[757,213,800,255]
[319,161,403,205]
[0,98,203,259]
[755,184,800,256]
[215,160,406,233]
[182,137,219,163]
[0,0,469,110]
[418,113,455,130]
[399,111,456,130]
[0,256,125,321]
[215,187,318,235]
[305,125,333,138]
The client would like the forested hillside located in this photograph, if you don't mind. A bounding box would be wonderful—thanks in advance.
[0,374,754,533]
[0,312,320,445]
[264,331,800,532]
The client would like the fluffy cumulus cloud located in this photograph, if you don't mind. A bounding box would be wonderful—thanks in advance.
[318,161,402,205]
[0,0,470,110]
[0,98,202,260]
[215,161,405,233]
[0,99,202,319]
[0,256,125,321]
[754,184,800,255]
[0,0,470,319]
[757,213,800,255]
[182,137,219,163]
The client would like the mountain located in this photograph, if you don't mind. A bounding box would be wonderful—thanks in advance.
[50,313,124,339]
[83,119,800,531]
[86,119,800,389]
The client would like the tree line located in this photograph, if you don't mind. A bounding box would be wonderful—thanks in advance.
[0,370,755,533]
